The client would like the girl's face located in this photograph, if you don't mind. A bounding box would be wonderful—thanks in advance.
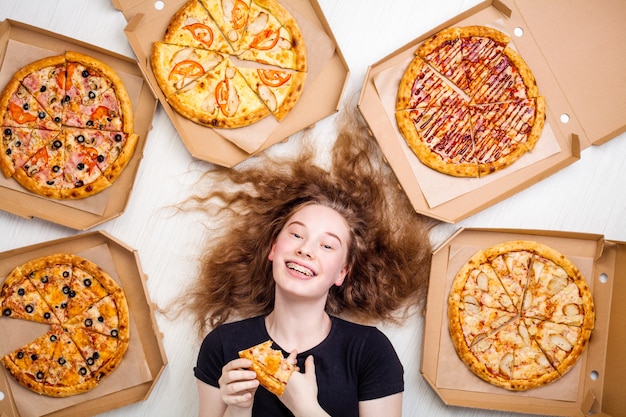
[268,204,350,301]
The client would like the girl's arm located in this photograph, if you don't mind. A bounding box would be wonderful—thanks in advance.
[359,393,403,417]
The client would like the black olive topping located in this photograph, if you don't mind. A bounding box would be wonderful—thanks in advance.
[58,357,66,365]
[50,334,57,342]
[98,316,104,322]
[82,70,89,78]
[80,367,88,376]
[47,180,55,186]
[44,312,51,319]
[77,134,85,143]
[5,149,11,156]
[86,120,94,127]
[52,165,61,173]
[114,134,122,142]
[85,318,93,327]
[54,116,61,123]
[111,329,118,337]
[61,302,67,308]
[3,308,11,316]
[38,111,46,119]
[87,357,95,366]
[69,290,76,298]
[64,94,70,103]
[17,351,24,359]
[75,180,84,187]
[63,271,70,278]
[97,155,105,163]
[25,304,34,313]
[53,140,62,149]
[93,352,100,360]
[36,371,44,379]
[31,354,38,361]
[15,141,21,147]
[4,128,12,135]
[22,103,29,111]
[18,288,25,296]
[41,275,49,283]
[83,278,92,287]
[88,91,96,99]
[62,285,70,294]
[77,162,85,170]
[40,86,47,93]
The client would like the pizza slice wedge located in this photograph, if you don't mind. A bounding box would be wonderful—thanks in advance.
[511,320,559,388]
[452,301,517,349]
[63,292,129,341]
[236,63,305,120]
[416,27,469,94]
[236,0,306,71]
[43,328,96,397]
[200,0,252,48]
[452,258,517,313]
[14,55,66,124]
[64,262,114,319]
[396,104,478,177]
[169,58,270,128]
[238,340,296,396]
[67,326,129,380]
[0,127,60,178]
[1,327,60,394]
[23,254,75,323]
[151,42,226,95]
[0,80,60,131]
[0,269,59,325]
[489,250,533,311]
[164,0,235,54]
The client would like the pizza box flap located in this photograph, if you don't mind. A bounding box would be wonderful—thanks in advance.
[0,231,167,417]
[358,0,582,223]
[0,19,158,231]
[422,228,625,417]
[112,0,350,168]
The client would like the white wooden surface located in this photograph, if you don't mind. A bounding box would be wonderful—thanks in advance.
[1,1,625,416]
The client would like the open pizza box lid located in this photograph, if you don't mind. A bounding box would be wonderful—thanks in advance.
[357,0,626,223]
[0,231,167,417]
[0,19,158,231]
[422,227,625,416]
[111,0,350,168]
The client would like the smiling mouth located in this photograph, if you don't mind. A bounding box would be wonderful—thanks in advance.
[286,262,314,277]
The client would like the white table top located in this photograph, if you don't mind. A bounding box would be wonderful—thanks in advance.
[1,1,625,416]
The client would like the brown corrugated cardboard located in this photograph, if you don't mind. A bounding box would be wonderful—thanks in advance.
[113,0,350,167]
[422,228,625,416]
[0,20,157,230]
[0,231,167,417]
[357,0,625,223]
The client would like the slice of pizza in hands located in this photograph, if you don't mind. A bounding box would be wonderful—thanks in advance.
[151,42,226,95]
[170,58,270,128]
[237,63,305,121]
[238,340,296,396]
[236,0,306,71]
[164,0,234,54]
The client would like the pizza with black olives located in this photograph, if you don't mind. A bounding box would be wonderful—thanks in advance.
[0,51,138,199]
[0,253,129,397]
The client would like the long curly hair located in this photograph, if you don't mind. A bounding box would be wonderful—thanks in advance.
[182,106,436,337]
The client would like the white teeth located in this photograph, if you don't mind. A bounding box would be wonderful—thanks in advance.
[286,262,313,276]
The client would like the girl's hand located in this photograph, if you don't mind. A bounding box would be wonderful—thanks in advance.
[280,355,330,417]
[218,358,260,409]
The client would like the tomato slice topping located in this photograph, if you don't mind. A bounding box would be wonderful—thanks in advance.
[169,60,205,81]
[184,23,214,49]
[216,78,232,116]
[231,0,249,30]
[9,101,37,124]
[249,29,280,50]
[90,106,112,123]
[65,62,77,91]
[257,69,291,87]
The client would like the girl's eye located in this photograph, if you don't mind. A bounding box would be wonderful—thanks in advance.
[322,244,334,250]
[292,232,302,239]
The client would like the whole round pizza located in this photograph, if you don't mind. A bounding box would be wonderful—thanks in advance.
[0,52,138,199]
[151,0,307,128]
[448,241,594,391]
[0,253,129,397]
[396,26,546,177]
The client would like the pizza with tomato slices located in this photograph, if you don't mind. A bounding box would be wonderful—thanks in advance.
[0,52,138,199]
[396,26,546,177]
[151,0,307,128]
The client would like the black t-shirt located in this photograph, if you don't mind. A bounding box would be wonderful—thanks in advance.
[194,315,404,417]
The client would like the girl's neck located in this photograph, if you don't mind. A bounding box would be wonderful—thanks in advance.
[265,304,332,354]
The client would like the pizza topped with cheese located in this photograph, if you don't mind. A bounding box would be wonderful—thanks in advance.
[0,52,138,199]
[396,26,546,177]
[238,340,296,396]
[151,0,307,128]
[448,241,595,391]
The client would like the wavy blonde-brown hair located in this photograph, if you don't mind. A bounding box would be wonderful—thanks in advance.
[182,106,436,337]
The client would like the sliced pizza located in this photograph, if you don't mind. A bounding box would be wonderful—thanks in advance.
[0,127,60,178]
[0,270,59,325]
[201,0,252,46]
[511,320,559,388]
[63,292,130,341]
[0,80,60,131]
[416,27,469,93]
[68,326,128,379]
[238,340,296,396]
[487,246,533,310]
[43,329,96,397]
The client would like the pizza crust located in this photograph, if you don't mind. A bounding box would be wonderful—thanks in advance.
[448,240,594,391]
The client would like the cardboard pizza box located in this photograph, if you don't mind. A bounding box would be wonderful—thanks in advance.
[112,0,350,168]
[357,0,626,223]
[422,227,625,417]
[0,19,158,231]
[0,231,167,417]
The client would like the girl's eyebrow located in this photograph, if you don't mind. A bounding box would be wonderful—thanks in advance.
[287,220,343,245]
